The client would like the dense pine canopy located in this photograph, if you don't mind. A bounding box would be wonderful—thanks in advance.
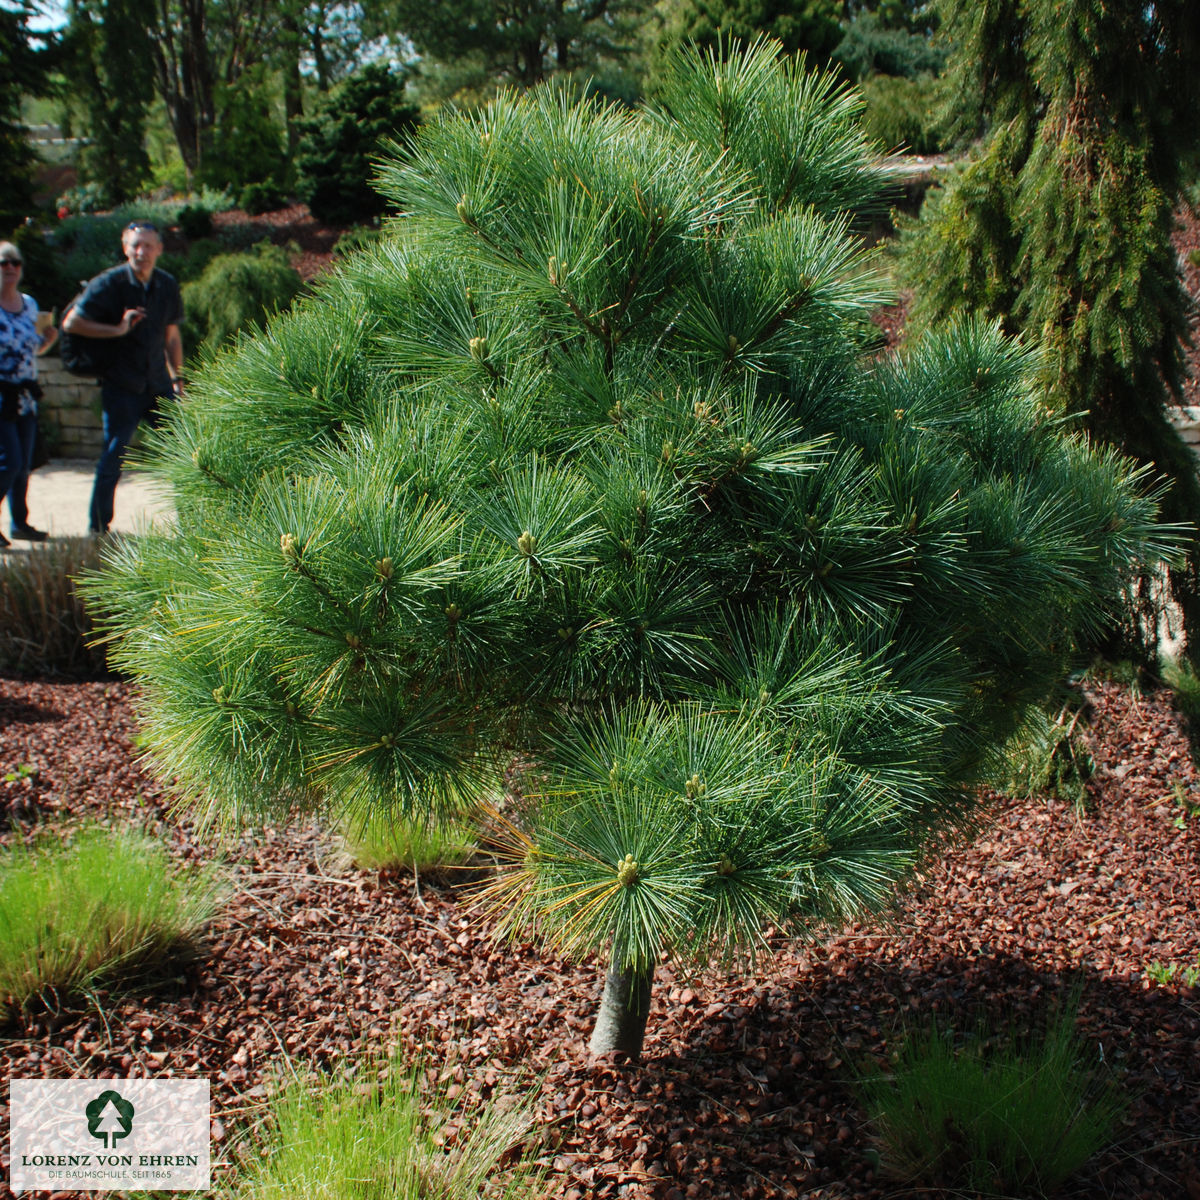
[88,39,1174,1053]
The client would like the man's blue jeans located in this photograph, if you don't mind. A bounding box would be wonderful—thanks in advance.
[1,410,38,532]
[89,382,156,534]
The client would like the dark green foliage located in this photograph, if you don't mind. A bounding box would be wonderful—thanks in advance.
[899,120,1026,328]
[294,64,420,227]
[181,243,305,359]
[833,11,945,81]
[239,181,288,216]
[993,699,1094,811]
[51,213,137,309]
[381,0,650,91]
[858,73,942,154]
[212,222,273,254]
[655,0,843,78]
[667,0,842,61]
[87,40,1171,1052]
[159,238,225,286]
[0,1,51,235]
[202,66,287,194]
[845,0,937,34]
[930,0,1033,147]
[65,0,155,204]
[0,129,38,237]
[860,1001,1127,1194]
[901,0,1200,658]
[176,205,214,241]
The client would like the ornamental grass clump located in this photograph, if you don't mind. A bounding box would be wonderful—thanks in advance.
[85,37,1177,1057]
[224,1055,542,1199]
[337,809,478,875]
[859,1005,1128,1196]
[0,825,223,1017]
[0,537,109,677]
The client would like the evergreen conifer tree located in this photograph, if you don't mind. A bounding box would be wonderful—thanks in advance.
[900,0,1200,656]
[89,39,1173,1057]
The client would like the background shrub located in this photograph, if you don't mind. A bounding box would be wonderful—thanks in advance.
[238,181,288,216]
[294,63,420,226]
[52,215,128,303]
[176,204,214,241]
[859,73,944,155]
[201,65,288,195]
[991,700,1094,810]
[159,238,226,286]
[0,825,223,1018]
[181,243,305,359]
[833,13,945,82]
[0,538,110,677]
[212,222,273,253]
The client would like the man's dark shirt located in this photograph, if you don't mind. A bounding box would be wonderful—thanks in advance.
[75,263,183,395]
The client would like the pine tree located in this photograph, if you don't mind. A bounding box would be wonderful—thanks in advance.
[900,0,1200,657]
[0,1,52,235]
[659,0,843,63]
[88,39,1173,1057]
[96,1102,125,1148]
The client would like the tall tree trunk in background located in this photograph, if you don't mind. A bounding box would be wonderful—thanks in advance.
[148,0,213,181]
[145,0,278,186]
[310,19,331,91]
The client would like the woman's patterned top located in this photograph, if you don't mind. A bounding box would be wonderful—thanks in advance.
[0,294,41,416]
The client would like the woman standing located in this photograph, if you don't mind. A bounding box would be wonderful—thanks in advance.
[0,240,57,547]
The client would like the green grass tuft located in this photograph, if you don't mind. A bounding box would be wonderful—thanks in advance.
[0,824,223,1018]
[1160,658,1200,772]
[859,1001,1128,1197]
[338,810,479,876]
[224,1053,544,1199]
[990,701,1094,811]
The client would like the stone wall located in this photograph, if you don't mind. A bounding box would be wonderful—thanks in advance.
[1168,406,1200,461]
[38,360,102,459]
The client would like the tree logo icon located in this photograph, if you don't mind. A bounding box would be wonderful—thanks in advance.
[85,1090,135,1148]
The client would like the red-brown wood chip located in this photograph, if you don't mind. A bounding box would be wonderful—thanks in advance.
[1,675,1197,1198]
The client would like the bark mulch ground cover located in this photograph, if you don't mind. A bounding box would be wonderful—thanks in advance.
[211,203,348,283]
[1,675,1198,1199]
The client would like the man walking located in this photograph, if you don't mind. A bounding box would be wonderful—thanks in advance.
[62,221,183,534]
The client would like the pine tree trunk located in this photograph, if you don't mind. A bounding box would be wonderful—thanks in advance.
[589,959,653,1058]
